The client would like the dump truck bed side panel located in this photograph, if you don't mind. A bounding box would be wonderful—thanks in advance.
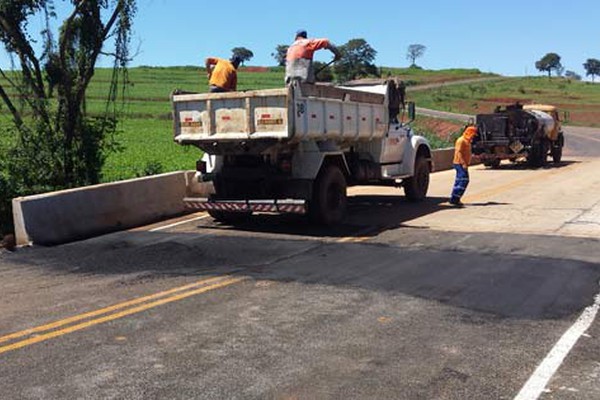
[172,84,387,146]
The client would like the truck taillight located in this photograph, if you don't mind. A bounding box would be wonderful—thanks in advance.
[196,160,207,174]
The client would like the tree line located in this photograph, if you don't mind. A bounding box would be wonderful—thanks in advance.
[243,41,427,82]
[535,52,600,81]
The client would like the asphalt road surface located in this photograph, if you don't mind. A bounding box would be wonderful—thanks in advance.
[1,128,599,399]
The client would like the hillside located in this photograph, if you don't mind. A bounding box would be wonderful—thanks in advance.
[2,67,598,184]
[408,76,600,127]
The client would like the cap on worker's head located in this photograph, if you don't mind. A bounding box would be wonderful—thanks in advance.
[295,29,307,38]
[464,125,478,140]
[230,55,242,68]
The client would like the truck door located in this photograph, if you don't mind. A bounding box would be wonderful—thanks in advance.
[380,124,409,166]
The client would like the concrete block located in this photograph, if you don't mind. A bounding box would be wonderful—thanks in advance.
[11,148,464,247]
[432,148,455,172]
[13,171,190,246]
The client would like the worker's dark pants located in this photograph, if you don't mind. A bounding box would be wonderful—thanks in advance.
[451,164,469,202]
[209,85,227,93]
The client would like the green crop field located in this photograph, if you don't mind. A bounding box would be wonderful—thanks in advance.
[2,66,597,184]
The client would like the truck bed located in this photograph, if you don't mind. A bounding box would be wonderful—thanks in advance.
[172,83,388,145]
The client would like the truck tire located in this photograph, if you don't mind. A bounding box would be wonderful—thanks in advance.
[404,155,430,201]
[552,134,564,164]
[310,165,347,225]
[528,141,547,168]
[208,210,252,224]
[483,159,501,168]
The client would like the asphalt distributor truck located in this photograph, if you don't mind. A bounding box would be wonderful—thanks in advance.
[172,81,432,225]
[473,103,566,168]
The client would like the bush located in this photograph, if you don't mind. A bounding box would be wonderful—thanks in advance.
[0,173,14,237]
[135,160,164,177]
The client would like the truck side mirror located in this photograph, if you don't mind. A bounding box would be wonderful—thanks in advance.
[562,110,570,123]
[406,102,416,123]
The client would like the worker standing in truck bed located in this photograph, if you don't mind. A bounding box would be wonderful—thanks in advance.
[205,55,242,92]
[285,29,340,84]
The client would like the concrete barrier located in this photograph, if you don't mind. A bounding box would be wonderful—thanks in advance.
[12,171,200,246]
[12,148,458,247]
[431,148,455,172]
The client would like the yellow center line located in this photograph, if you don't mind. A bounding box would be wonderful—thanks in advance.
[0,275,229,345]
[337,236,371,243]
[0,277,246,356]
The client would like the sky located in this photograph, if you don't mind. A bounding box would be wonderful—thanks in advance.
[1,0,599,78]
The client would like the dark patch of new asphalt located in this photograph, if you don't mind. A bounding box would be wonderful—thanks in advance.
[1,223,599,399]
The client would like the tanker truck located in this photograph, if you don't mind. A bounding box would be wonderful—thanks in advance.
[171,81,432,225]
[473,103,565,168]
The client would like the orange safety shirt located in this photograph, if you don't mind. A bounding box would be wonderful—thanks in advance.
[207,57,237,91]
[286,38,331,61]
[453,136,472,167]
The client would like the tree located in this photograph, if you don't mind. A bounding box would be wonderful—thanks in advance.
[271,44,288,67]
[313,61,333,82]
[0,0,136,234]
[333,38,378,82]
[406,44,426,67]
[535,53,562,78]
[565,70,582,81]
[583,58,600,82]
[231,47,253,65]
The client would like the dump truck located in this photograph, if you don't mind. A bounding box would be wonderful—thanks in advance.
[171,81,432,225]
[473,103,566,168]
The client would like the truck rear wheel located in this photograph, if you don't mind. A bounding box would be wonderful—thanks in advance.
[528,141,548,168]
[404,155,430,201]
[310,165,347,225]
[208,210,252,224]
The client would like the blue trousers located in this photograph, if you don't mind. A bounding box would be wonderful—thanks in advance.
[451,164,469,201]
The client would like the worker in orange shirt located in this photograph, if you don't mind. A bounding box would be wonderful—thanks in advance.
[285,29,340,84]
[205,55,242,92]
[449,125,478,206]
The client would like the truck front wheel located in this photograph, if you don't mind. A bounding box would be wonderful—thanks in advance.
[310,165,347,225]
[404,155,430,201]
[483,158,501,169]
[552,134,564,164]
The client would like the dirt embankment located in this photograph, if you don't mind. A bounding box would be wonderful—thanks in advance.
[417,116,464,140]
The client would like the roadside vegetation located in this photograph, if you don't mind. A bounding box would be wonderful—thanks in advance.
[5,66,598,191]
[408,76,600,127]
[0,0,136,237]
[411,116,464,149]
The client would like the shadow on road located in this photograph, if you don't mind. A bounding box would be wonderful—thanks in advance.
[475,160,579,171]
[194,195,453,239]
[3,226,600,320]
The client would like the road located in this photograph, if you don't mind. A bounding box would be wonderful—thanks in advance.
[0,129,599,399]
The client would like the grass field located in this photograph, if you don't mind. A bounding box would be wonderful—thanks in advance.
[76,66,492,182]
[2,66,598,184]
[408,76,600,127]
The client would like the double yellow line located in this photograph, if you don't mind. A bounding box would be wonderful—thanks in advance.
[0,275,246,356]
